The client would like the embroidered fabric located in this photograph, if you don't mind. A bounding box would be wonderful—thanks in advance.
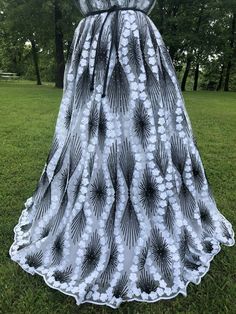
[9,0,235,309]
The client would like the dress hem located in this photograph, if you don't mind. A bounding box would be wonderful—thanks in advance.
[8,196,235,310]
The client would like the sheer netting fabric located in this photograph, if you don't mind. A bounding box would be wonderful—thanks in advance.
[9,0,235,309]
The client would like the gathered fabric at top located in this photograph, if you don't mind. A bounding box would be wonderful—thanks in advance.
[86,5,149,98]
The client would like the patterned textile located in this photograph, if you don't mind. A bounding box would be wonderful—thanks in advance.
[9,0,235,309]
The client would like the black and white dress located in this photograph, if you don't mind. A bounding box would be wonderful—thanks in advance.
[9,0,235,309]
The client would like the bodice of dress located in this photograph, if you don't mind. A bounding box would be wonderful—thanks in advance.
[75,0,156,16]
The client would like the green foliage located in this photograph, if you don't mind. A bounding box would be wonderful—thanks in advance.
[150,0,236,90]
[0,0,235,90]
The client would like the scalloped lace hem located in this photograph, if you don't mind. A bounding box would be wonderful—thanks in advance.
[9,196,235,309]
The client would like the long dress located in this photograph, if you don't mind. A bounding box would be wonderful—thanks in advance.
[9,0,235,309]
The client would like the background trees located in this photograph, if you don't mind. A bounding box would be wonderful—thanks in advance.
[0,0,235,91]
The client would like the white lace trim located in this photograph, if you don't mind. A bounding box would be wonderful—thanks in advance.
[9,196,235,309]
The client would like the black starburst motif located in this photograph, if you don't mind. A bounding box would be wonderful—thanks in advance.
[51,230,65,265]
[51,192,69,234]
[106,141,119,245]
[53,265,73,283]
[202,240,213,254]
[95,27,110,84]
[137,13,148,48]
[108,141,119,198]
[120,138,140,248]
[107,60,130,115]
[105,202,116,247]
[88,102,99,141]
[59,168,69,193]
[190,153,205,192]
[69,134,82,178]
[184,259,201,270]
[164,201,175,234]
[71,205,86,244]
[64,103,73,130]
[170,134,187,180]
[119,138,135,188]
[25,251,43,268]
[137,269,159,294]
[81,231,102,278]
[137,19,158,106]
[133,101,151,149]
[40,223,51,240]
[113,273,129,298]
[88,152,96,179]
[221,220,232,240]
[179,182,196,219]
[75,65,91,109]
[120,197,140,249]
[179,227,194,262]
[139,166,159,217]
[72,173,83,206]
[159,63,177,112]
[98,104,107,151]
[179,226,200,270]
[128,33,142,77]
[153,140,169,176]
[198,200,215,235]
[143,58,160,108]
[53,134,71,178]
[90,168,107,217]
[150,227,173,281]
[33,169,49,203]
[35,183,51,221]
[100,239,118,286]
[138,241,149,271]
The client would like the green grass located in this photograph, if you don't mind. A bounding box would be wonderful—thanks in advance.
[0,81,235,314]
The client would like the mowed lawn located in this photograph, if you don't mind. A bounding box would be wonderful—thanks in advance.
[0,81,235,314]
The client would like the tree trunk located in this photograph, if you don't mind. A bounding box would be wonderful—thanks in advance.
[181,6,204,92]
[224,61,232,91]
[193,63,199,91]
[181,55,192,91]
[54,0,65,89]
[224,13,235,91]
[217,64,225,91]
[30,38,42,86]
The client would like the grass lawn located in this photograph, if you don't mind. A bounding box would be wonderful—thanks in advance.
[0,80,235,314]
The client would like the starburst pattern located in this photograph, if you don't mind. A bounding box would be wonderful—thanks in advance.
[9,2,235,309]
[53,265,73,283]
[81,231,102,279]
[137,269,159,293]
[90,168,107,217]
[150,227,173,281]
[133,101,151,149]
[139,165,159,217]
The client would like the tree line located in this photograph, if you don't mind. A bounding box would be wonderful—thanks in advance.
[0,0,235,91]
